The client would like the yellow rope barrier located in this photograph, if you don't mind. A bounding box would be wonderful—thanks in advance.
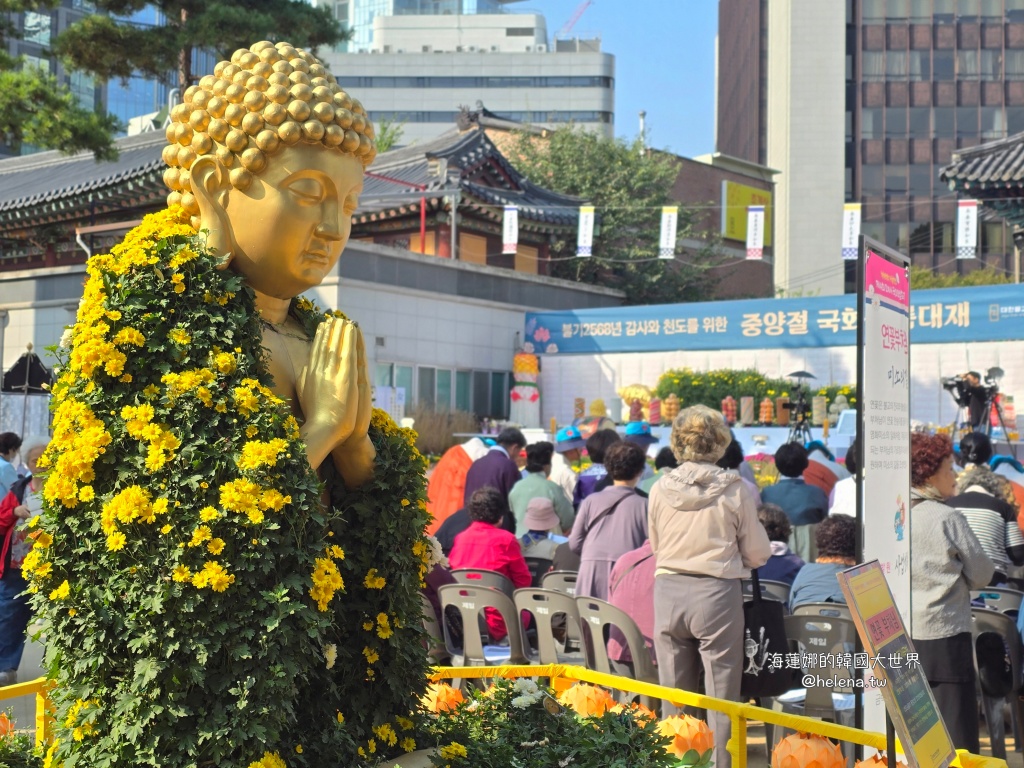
[0,676,53,748]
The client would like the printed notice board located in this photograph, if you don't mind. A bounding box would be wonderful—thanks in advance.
[837,561,955,768]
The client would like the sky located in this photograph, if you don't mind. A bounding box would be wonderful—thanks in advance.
[519,0,719,157]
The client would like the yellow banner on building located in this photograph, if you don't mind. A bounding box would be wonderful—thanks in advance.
[722,181,773,246]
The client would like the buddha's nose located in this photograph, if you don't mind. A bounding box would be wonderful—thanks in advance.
[315,206,343,241]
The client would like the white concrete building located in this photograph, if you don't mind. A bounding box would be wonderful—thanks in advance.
[321,14,614,145]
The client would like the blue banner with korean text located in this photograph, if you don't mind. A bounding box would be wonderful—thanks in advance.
[523,284,1024,354]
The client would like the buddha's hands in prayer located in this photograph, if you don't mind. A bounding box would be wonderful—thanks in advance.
[297,317,374,485]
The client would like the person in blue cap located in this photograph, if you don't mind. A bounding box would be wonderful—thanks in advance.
[550,425,585,506]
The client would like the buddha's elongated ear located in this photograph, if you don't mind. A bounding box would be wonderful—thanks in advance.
[191,156,236,269]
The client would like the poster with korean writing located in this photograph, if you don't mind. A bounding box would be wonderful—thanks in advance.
[857,237,912,739]
[838,562,955,768]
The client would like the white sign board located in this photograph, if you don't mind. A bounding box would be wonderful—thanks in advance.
[858,239,912,738]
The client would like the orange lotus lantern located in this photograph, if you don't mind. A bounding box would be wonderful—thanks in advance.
[657,714,714,757]
[772,733,846,768]
[855,754,908,768]
[421,682,465,713]
[0,712,12,737]
[557,683,616,717]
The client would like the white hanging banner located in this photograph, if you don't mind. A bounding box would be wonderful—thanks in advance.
[956,200,978,259]
[746,205,765,260]
[576,205,595,257]
[502,205,519,255]
[842,202,862,261]
[659,206,678,260]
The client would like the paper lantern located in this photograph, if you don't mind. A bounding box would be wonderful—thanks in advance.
[663,394,681,422]
[557,683,616,717]
[775,397,791,426]
[657,714,714,757]
[649,398,661,425]
[421,682,465,713]
[740,396,755,426]
[772,733,845,768]
[721,396,737,426]
[855,754,908,768]
[759,397,775,425]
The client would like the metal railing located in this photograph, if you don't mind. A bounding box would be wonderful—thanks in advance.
[0,676,52,747]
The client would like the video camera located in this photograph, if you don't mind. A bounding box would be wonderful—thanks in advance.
[941,371,999,408]
[780,382,812,423]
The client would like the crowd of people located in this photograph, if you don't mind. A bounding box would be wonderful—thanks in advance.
[422,408,1024,759]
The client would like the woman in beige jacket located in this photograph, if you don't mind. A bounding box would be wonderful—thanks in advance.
[649,406,771,768]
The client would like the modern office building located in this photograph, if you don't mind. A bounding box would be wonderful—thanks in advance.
[718,0,1024,294]
[2,0,104,156]
[317,0,524,52]
[321,13,614,144]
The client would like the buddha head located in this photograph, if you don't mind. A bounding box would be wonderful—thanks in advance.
[162,41,376,299]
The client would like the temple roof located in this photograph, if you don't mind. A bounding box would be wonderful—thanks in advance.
[940,132,1024,228]
[0,125,580,234]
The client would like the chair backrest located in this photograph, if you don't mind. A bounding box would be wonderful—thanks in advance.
[970,606,1022,698]
[541,570,578,596]
[524,557,553,588]
[419,593,446,662]
[438,583,530,665]
[743,577,791,605]
[971,587,1024,616]
[783,614,858,720]
[575,595,658,684]
[514,588,581,665]
[792,602,852,621]
[451,568,515,598]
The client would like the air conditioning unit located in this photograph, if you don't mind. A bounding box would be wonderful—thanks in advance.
[396,48,405,53]
[467,45,478,52]
[490,45,499,52]
[422,45,432,52]
[535,43,547,52]
[524,45,533,52]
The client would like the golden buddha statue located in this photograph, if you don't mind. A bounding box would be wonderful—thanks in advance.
[165,40,377,488]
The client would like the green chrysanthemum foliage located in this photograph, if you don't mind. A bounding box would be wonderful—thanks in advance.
[28,208,430,768]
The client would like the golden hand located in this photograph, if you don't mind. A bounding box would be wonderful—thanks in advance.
[297,317,375,488]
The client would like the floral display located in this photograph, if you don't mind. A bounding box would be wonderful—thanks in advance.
[420,677,690,768]
[27,208,431,768]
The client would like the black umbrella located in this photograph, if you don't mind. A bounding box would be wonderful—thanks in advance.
[2,344,53,435]
[786,370,817,380]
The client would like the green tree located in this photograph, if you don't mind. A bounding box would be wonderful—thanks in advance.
[0,2,118,159]
[508,128,721,305]
[909,264,1012,289]
[374,115,405,153]
[51,0,349,94]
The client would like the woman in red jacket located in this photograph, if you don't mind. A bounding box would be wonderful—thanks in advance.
[0,436,48,686]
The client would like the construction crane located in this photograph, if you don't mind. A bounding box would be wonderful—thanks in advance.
[556,0,593,39]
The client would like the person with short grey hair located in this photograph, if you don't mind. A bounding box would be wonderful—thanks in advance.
[649,405,770,768]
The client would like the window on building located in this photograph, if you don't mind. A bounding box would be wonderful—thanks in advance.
[506,27,534,36]
[910,223,933,253]
[490,372,508,420]
[982,222,1006,253]
[20,54,49,73]
[887,50,908,78]
[1008,106,1024,132]
[958,0,981,21]
[909,107,931,136]
[885,222,911,248]
[417,367,436,409]
[981,0,1004,19]
[886,105,907,137]
[436,369,452,412]
[69,70,95,109]
[1010,0,1024,22]
[1007,50,1024,77]
[23,12,51,45]
[909,50,931,80]
[935,106,956,135]
[934,0,956,23]
[473,371,489,416]
[888,0,910,20]
[375,363,393,387]
[957,105,979,135]
[934,221,955,252]
[862,108,883,139]
[981,50,1002,79]
[981,106,1006,138]
[455,371,472,412]
[909,165,933,196]
[862,164,884,194]
[846,111,854,141]
[933,50,955,80]
[885,165,908,193]
[910,0,932,22]
[395,365,413,405]
[863,51,886,80]
[957,50,980,80]
[863,0,885,22]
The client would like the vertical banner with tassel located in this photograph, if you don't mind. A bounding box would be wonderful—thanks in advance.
[842,203,861,260]
[956,199,978,259]
[746,205,765,260]
[659,206,678,260]
[502,205,519,255]
[577,205,595,257]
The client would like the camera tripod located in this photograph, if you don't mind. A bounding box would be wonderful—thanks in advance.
[953,394,1019,461]
[787,389,814,445]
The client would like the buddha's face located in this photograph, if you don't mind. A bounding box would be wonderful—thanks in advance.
[210,143,364,300]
